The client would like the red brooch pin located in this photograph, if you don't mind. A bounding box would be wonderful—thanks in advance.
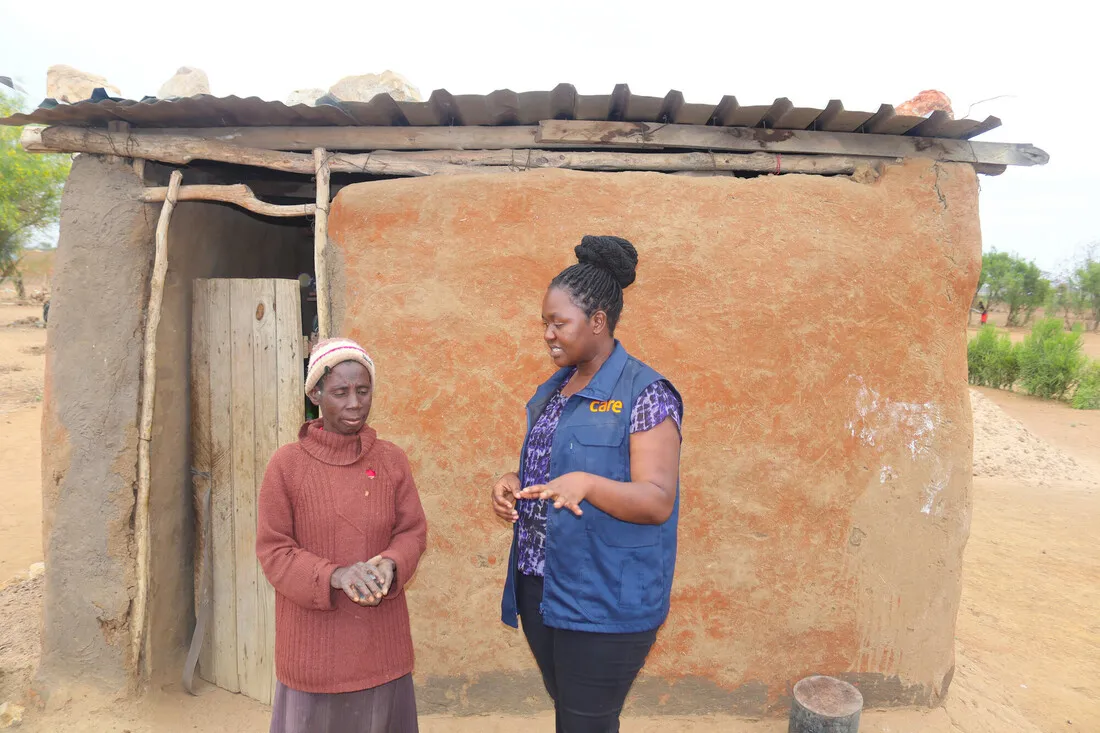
[366,469,377,479]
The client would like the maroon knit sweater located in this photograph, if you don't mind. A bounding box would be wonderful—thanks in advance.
[256,419,427,693]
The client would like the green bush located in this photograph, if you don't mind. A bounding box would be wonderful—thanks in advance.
[967,325,1020,389]
[1017,318,1086,400]
[1072,362,1100,410]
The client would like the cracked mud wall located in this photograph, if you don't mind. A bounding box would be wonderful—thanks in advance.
[327,160,980,715]
[39,155,156,698]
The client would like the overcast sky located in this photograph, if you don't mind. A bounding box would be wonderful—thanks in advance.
[2,0,1095,274]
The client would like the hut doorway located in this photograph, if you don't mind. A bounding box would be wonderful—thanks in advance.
[189,277,305,704]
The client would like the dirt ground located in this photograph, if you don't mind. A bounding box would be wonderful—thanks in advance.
[1,301,1098,731]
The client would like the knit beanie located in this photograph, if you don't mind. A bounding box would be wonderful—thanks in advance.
[305,338,376,394]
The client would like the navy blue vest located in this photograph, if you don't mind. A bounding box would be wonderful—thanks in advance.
[500,341,681,633]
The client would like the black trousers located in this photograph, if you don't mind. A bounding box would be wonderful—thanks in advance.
[518,573,657,733]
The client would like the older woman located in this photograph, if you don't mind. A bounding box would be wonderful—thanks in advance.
[257,338,428,733]
[490,236,683,733]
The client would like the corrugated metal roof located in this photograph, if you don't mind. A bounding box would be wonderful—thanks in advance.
[0,83,1001,140]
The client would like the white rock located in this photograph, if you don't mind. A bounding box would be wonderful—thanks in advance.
[28,562,45,579]
[329,71,421,103]
[285,88,327,106]
[46,64,121,103]
[0,702,25,729]
[157,66,210,98]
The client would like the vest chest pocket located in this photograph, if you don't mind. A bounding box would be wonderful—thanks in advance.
[572,424,628,482]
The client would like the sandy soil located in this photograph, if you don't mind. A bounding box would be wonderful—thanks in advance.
[1,304,1097,732]
[0,305,45,583]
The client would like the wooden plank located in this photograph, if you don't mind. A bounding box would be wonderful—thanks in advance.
[536,120,1050,167]
[23,122,1048,170]
[206,279,239,692]
[272,279,304,698]
[190,281,215,682]
[336,149,887,175]
[275,279,305,446]
[229,279,260,701]
[251,279,279,706]
[25,124,548,154]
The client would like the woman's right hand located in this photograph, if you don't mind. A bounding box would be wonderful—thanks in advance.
[331,564,384,606]
[491,472,521,523]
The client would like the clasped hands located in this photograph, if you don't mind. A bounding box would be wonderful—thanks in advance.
[331,556,396,606]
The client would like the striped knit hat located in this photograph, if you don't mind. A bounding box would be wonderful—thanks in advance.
[305,338,376,394]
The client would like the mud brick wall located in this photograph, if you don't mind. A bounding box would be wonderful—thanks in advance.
[326,160,981,714]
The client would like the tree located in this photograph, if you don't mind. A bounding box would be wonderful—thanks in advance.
[0,91,70,298]
[1048,279,1084,328]
[978,251,1013,310]
[1003,258,1051,326]
[978,251,1051,326]
[1074,256,1100,331]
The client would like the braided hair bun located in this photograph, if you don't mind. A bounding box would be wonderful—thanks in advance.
[549,235,639,333]
[574,235,638,289]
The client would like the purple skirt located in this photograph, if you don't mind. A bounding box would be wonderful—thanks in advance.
[269,674,418,733]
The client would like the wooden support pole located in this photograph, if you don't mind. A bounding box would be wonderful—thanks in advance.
[132,168,183,675]
[788,676,863,733]
[313,148,331,339]
[141,184,317,217]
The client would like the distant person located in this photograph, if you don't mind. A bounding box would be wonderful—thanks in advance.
[489,236,683,733]
[979,301,988,325]
[258,338,427,733]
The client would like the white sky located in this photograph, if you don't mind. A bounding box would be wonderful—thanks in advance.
[2,0,1095,274]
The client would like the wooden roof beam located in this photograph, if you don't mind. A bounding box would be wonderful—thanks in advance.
[535,120,1048,167]
[21,123,1049,169]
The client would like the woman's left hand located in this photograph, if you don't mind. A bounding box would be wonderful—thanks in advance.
[363,556,397,597]
[518,472,589,517]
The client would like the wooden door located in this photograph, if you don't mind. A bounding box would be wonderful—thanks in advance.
[191,278,304,704]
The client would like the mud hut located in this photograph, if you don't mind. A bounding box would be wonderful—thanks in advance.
[0,84,1047,715]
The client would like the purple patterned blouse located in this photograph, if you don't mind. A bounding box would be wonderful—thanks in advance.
[516,373,683,576]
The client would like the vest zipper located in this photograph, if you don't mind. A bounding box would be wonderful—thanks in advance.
[541,392,578,617]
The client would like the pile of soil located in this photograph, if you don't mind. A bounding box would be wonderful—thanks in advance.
[0,575,42,702]
[970,390,1092,485]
